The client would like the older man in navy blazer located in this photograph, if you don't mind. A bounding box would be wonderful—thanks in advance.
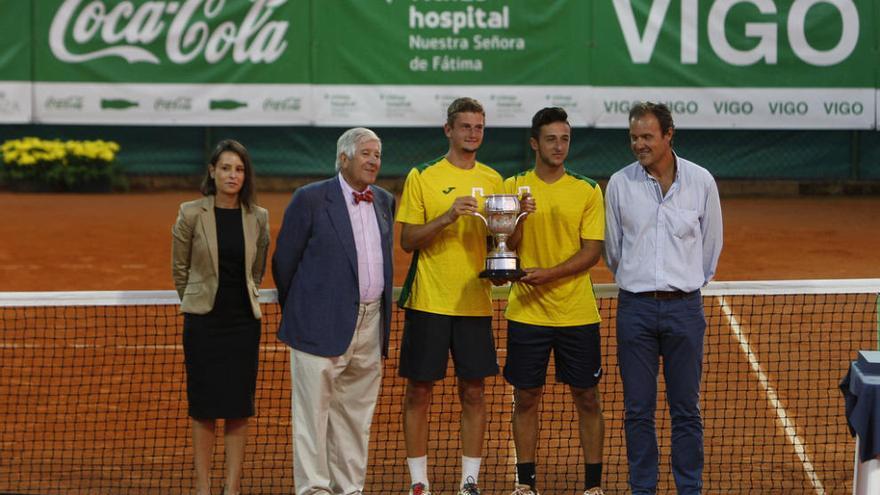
[273,127,395,495]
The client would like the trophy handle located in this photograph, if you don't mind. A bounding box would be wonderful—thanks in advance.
[515,186,532,227]
[471,187,488,226]
[473,212,489,227]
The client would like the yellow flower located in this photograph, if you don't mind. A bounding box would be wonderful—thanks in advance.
[18,154,36,166]
[3,137,120,170]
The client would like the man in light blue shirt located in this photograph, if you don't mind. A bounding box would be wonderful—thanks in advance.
[604,102,722,495]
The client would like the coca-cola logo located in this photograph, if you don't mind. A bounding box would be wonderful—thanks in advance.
[49,0,289,65]
[154,96,192,111]
[262,97,300,111]
[0,92,21,114]
[45,96,84,110]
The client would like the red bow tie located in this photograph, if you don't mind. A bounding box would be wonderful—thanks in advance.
[352,189,374,204]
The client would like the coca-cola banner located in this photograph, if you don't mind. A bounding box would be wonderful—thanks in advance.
[12,0,880,128]
[33,0,311,124]
[0,0,32,123]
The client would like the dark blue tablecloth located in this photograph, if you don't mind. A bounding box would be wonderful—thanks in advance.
[841,360,880,463]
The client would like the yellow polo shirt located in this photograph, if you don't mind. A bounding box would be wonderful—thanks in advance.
[503,169,604,326]
[396,157,503,316]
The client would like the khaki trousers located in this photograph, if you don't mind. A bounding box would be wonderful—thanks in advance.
[291,300,382,495]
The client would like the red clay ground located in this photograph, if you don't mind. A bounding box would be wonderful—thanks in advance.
[0,192,878,494]
[0,193,878,291]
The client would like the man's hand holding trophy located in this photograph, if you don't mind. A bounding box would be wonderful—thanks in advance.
[472,186,535,283]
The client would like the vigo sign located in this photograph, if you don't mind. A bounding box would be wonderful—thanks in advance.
[613,0,860,66]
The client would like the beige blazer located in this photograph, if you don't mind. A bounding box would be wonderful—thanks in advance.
[171,195,270,318]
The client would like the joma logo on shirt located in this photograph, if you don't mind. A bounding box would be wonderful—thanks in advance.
[442,186,456,194]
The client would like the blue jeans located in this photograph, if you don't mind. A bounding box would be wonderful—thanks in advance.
[616,290,706,494]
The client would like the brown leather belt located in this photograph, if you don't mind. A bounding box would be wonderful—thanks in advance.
[634,290,697,300]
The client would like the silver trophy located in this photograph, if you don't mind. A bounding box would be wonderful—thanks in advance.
[472,187,530,281]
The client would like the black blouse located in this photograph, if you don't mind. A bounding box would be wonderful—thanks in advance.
[215,207,245,289]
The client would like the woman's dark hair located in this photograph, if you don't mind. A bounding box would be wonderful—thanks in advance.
[200,139,256,209]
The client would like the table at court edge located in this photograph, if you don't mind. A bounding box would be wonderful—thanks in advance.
[844,358,880,494]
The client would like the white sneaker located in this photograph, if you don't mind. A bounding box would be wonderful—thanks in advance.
[458,476,480,495]
[583,487,605,495]
[510,483,538,495]
[410,483,432,495]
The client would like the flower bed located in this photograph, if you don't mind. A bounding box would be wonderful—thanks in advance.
[1,137,127,192]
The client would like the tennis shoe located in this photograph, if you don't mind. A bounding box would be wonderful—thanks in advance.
[510,483,538,495]
[583,488,605,495]
[458,476,480,495]
[410,482,431,495]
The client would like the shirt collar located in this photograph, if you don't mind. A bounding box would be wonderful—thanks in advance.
[638,151,681,183]
[337,173,371,203]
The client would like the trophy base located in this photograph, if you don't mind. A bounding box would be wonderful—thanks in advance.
[479,268,526,281]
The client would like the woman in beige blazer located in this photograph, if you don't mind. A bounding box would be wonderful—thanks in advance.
[171,140,269,495]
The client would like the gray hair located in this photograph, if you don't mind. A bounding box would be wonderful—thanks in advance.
[335,127,381,171]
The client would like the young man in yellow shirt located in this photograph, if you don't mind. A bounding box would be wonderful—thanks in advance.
[396,97,502,495]
[504,107,606,495]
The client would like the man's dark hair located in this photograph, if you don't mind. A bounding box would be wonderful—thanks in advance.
[200,139,257,209]
[447,97,485,126]
[628,102,675,136]
[530,107,570,140]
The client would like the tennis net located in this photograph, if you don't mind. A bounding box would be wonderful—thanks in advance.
[1,279,878,494]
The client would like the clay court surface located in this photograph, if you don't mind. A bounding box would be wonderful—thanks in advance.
[0,192,878,291]
[1,192,879,494]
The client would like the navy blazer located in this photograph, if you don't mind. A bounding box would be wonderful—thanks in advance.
[273,177,395,357]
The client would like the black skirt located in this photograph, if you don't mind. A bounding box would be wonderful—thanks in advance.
[183,284,260,419]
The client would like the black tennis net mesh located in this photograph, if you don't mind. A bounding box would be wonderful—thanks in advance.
[0,281,878,495]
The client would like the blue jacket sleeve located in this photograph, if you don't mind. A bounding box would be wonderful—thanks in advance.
[272,188,313,311]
